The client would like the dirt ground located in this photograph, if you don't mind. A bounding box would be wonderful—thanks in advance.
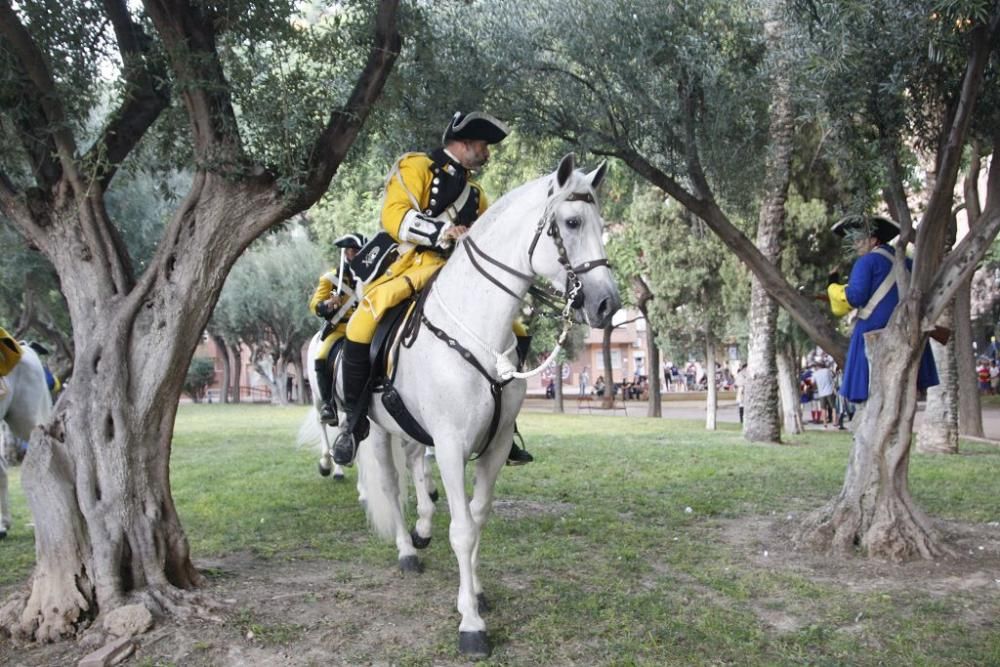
[1,509,997,667]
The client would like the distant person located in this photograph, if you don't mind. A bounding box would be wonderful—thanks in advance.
[734,363,747,423]
[811,362,836,426]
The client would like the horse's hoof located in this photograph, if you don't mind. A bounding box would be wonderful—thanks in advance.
[0,531,6,540]
[429,488,439,503]
[458,630,491,658]
[333,471,345,481]
[318,462,332,477]
[399,555,423,574]
[410,529,431,550]
[477,592,490,613]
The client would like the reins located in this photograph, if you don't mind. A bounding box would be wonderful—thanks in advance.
[410,178,609,458]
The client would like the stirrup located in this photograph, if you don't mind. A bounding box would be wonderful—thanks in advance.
[507,442,534,465]
[507,424,533,465]
[333,431,358,466]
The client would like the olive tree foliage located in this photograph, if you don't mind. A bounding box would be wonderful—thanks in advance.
[0,0,401,640]
[182,357,216,403]
[783,0,1000,560]
[212,225,325,404]
[438,0,849,361]
[0,219,72,368]
[620,184,742,426]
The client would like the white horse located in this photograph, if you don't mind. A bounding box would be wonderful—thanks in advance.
[298,331,349,481]
[351,154,620,658]
[0,344,53,539]
[299,332,440,516]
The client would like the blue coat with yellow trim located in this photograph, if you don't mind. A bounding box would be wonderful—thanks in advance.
[832,245,938,402]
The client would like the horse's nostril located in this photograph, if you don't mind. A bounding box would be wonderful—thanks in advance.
[597,298,609,317]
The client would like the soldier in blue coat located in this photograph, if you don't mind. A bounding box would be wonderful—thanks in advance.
[826,215,939,403]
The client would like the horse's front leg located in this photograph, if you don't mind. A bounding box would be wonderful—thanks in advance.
[435,441,491,658]
[469,426,514,612]
[404,441,435,549]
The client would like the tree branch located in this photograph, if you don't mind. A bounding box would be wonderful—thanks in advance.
[289,0,401,213]
[84,0,171,191]
[618,147,849,364]
[913,17,997,288]
[925,129,1000,324]
[963,139,982,225]
[0,1,83,189]
[0,42,63,189]
[141,0,242,163]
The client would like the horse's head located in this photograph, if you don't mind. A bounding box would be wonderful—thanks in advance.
[529,154,621,329]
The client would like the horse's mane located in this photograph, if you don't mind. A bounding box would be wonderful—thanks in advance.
[470,173,549,233]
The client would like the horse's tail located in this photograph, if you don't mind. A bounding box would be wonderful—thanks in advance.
[296,406,323,451]
[357,429,408,541]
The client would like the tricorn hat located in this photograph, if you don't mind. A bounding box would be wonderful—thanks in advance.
[442,111,509,145]
[830,215,900,243]
[334,233,367,250]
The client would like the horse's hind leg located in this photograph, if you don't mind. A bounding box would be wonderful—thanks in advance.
[404,442,435,549]
[317,421,346,481]
[0,449,9,538]
[370,432,421,572]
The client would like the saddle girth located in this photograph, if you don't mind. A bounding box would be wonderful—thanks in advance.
[418,311,514,459]
[375,271,442,447]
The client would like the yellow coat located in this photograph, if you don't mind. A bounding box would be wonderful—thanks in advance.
[347,152,488,343]
[0,327,22,376]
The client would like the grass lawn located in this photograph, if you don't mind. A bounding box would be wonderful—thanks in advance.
[2,404,999,666]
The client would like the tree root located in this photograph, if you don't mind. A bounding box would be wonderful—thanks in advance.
[1,568,94,642]
[796,498,955,562]
[139,586,227,624]
[1,582,229,643]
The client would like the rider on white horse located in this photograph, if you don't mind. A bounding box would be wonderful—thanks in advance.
[336,111,534,467]
[309,232,367,425]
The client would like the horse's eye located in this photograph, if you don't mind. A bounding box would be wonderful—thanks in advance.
[565,217,581,229]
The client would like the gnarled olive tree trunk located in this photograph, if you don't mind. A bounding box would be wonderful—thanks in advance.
[797,301,950,560]
[6,178,275,638]
[0,0,400,641]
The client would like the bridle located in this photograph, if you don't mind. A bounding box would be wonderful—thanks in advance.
[464,186,611,310]
[426,182,611,381]
[414,180,612,457]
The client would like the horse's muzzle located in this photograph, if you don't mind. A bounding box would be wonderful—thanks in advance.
[577,282,621,329]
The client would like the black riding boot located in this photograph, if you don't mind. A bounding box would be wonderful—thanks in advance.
[508,335,535,466]
[333,340,372,466]
[315,358,338,425]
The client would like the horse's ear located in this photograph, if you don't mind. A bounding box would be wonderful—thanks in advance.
[587,161,608,191]
[556,153,576,189]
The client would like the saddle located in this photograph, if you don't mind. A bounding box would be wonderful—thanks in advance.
[356,272,441,446]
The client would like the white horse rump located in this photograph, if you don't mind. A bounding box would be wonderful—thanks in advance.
[0,345,53,538]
